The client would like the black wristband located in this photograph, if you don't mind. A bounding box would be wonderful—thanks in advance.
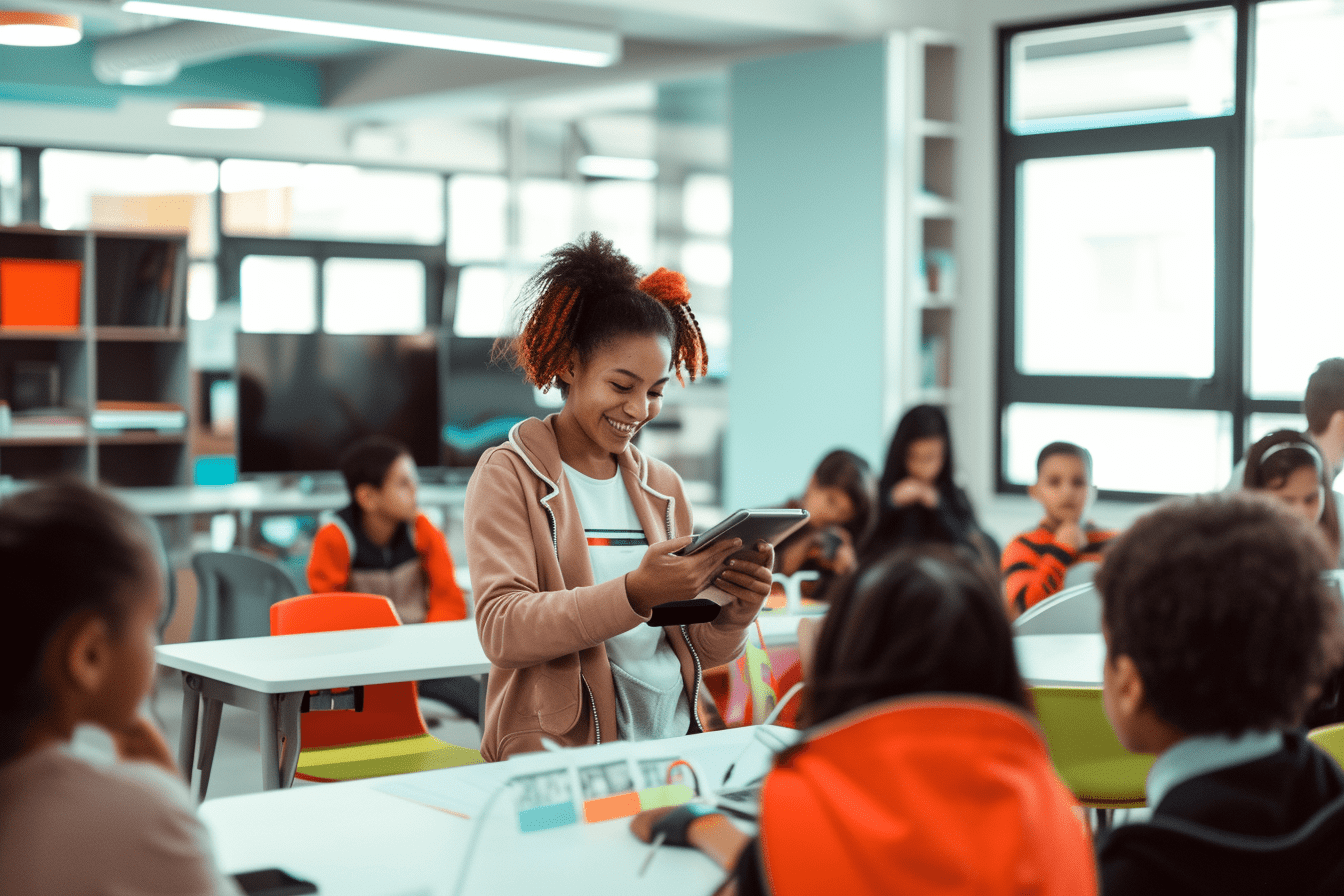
[650,802,721,848]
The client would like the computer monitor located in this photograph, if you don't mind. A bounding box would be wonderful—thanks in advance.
[236,331,441,476]
[440,335,558,474]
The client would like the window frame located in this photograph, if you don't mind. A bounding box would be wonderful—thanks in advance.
[996,0,1301,501]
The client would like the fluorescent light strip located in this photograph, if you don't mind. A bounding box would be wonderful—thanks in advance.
[577,156,659,180]
[121,0,619,67]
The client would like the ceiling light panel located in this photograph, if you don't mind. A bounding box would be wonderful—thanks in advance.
[121,0,620,66]
[0,11,82,46]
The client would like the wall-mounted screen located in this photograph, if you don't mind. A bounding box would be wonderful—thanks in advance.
[237,332,441,475]
[441,335,558,472]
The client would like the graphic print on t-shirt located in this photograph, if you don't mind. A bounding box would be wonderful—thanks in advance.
[586,529,649,548]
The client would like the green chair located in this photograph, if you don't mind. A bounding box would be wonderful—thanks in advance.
[1307,723,1344,766]
[1031,686,1155,833]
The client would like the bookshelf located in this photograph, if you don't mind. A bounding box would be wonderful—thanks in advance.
[0,226,189,487]
[891,30,959,414]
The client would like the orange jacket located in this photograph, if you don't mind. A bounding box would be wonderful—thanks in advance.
[307,510,466,624]
[757,696,1097,896]
[1001,522,1114,618]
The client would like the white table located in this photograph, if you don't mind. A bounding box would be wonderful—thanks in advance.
[1013,633,1105,687]
[158,612,804,798]
[119,482,467,517]
[200,726,791,896]
[157,619,490,797]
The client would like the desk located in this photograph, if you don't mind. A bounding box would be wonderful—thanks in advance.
[119,482,468,517]
[200,726,789,896]
[1013,633,1105,687]
[159,613,803,796]
[157,620,490,794]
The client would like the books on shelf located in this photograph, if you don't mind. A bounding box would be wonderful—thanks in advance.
[7,407,87,439]
[91,400,186,433]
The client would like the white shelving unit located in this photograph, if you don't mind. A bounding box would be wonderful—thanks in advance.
[887,30,959,421]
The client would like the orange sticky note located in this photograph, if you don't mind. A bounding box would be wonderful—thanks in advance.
[582,791,641,823]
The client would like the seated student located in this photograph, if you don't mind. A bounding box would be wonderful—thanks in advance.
[1001,441,1115,619]
[1229,358,1344,565]
[1096,494,1344,896]
[0,481,238,896]
[772,449,876,600]
[630,546,1097,896]
[1242,429,1342,560]
[307,435,476,721]
[862,404,998,567]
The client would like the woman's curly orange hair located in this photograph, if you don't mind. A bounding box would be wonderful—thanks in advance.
[495,232,710,392]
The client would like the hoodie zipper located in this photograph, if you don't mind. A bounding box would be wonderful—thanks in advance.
[680,625,705,733]
[543,501,600,743]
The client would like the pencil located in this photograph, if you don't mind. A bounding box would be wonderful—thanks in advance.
[638,832,667,877]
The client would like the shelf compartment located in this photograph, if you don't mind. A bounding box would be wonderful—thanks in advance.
[0,442,90,480]
[98,441,187,488]
[95,326,187,342]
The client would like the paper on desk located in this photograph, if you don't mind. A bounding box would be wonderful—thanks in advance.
[373,762,514,819]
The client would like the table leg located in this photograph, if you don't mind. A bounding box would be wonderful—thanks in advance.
[260,697,280,791]
[276,692,302,789]
[177,673,200,786]
[196,698,223,802]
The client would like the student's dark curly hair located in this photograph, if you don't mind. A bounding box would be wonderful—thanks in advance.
[494,232,708,395]
[805,545,1029,727]
[1097,493,1344,737]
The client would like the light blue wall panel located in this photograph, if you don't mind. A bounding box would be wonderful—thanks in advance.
[726,41,889,509]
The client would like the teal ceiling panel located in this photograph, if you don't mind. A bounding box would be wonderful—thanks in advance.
[0,43,323,109]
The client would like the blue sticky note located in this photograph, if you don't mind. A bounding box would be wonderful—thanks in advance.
[518,801,579,832]
[194,455,237,487]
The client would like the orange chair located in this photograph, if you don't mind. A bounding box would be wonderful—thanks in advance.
[270,592,482,782]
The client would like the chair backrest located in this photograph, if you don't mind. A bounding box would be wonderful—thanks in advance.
[190,550,302,641]
[1031,685,1154,808]
[142,515,178,641]
[1013,582,1102,636]
[270,592,427,748]
[1308,723,1344,767]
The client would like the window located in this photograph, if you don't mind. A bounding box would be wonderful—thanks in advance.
[0,147,18,226]
[221,160,444,245]
[998,1,1330,497]
[40,150,218,256]
[240,255,317,333]
[323,258,425,334]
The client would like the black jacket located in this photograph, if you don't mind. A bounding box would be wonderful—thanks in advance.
[1099,731,1344,896]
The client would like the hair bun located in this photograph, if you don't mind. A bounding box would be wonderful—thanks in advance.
[639,267,691,307]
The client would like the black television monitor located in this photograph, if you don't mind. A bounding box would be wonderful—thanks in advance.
[236,332,441,476]
[441,335,557,472]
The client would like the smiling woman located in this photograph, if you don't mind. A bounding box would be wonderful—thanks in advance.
[462,232,774,761]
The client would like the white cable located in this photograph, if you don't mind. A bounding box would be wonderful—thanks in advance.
[761,682,804,727]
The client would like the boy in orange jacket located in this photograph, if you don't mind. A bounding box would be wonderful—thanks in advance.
[1002,441,1115,619]
[308,435,476,720]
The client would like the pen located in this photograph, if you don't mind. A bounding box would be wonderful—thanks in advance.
[638,832,667,877]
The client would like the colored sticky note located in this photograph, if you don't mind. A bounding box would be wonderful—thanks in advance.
[518,801,579,833]
[638,784,695,810]
[582,791,641,823]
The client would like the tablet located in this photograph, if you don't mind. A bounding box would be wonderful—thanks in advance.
[674,508,810,557]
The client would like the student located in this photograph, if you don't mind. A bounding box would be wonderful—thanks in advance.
[464,233,773,761]
[630,546,1097,896]
[0,481,238,896]
[862,404,997,566]
[773,448,876,598]
[1242,429,1342,560]
[307,435,477,721]
[308,435,467,624]
[1001,441,1115,619]
[1229,358,1344,564]
[1096,494,1344,896]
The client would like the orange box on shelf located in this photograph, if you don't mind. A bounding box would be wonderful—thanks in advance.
[0,258,82,328]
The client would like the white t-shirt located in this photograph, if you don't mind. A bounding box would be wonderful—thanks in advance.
[563,462,692,741]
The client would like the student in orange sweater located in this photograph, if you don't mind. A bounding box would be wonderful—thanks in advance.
[308,435,476,720]
[1002,441,1115,619]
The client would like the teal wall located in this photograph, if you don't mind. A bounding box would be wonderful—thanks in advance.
[726,40,889,509]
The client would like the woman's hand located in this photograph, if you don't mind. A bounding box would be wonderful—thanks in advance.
[891,477,938,509]
[712,542,774,629]
[112,713,178,776]
[626,536,746,616]
[630,806,750,872]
